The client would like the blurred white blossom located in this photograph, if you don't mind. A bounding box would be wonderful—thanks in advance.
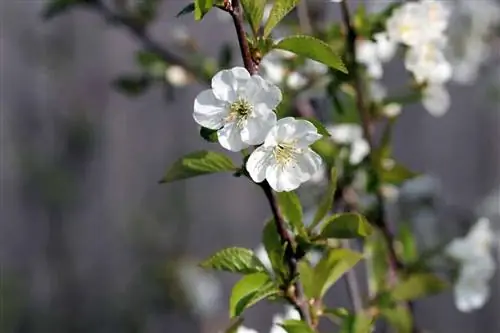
[446,217,496,312]
[422,84,451,117]
[165,66,190,87]
[327,124,369,165]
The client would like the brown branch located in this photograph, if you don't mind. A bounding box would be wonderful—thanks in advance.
[339,0,417,331]
[228,0,257,74]
[91,0,211,83]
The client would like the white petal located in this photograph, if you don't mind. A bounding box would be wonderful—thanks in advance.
[236,326,259,333]
[266,163,303,192]
[374,32,397,62]
[454,274,491,312]
[246,146,273,183]
[211,67,251,102]
[367,62,383,79]
[218,122,248,152]
[241,111,277,145]
[264,117,296,147]
[244,75,283,110]
[254,244,272,272]
[193,90,228,129]
[350,139,370,164]
[422,85,450,117]
[296,149,323,180]
[328,124,363,144]
[286,72,308,90]
[292,120,323,148]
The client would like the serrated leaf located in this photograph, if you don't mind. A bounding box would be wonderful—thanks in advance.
[275,35,347,73]
[194,0,213,20]
[241,0,267,35]
[43,0,82,20]
[200,247,268,274]
[160,150,236,183]
[176,2,196,17]
[320,213,373,239]
[381,305,412,333]
[113,75,151,96]
[262,219,288,282]
[263,0,300,37]
[297,117,330,137]
[392,273,448,301]
[310,167,337,230]
[199,127,218,142]
[280,320,316,333]
[313,248,363,298]
[229,273,279,317]
[276,191,304,234]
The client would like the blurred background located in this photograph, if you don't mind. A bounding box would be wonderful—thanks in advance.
[1,0,499,332]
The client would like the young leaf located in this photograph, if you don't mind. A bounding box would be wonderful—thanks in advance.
[276,191,304,234]
[229,273,279,317]
[339,312,373,333]
[397,224,418,263]
[320,213,373,239]
[200,247,268,274]
[263,0,300,37]
[194,0,214,20]
[297,261,315,299]
[241,0,267,35]
[365,231,390,295]
[380,305,412,333]
[379,161,418,185]
[160,150,236,183]
[275,36,347,73]
[392,273,448,301]
[313,248,363,298]
[280,320,316,333]
[43,0,82,20]
[262,219,288,281]
[310,167,337,230]
[176,2,196,17]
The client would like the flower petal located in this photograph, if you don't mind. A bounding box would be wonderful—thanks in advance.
[217,122,248,152]
[241,111,277,145]
[350,139,370,164]
[292,120,322,148]
[211,67,251,102]
[193,90,228,129]
[296,149,323,180]
[243,75,283,111]
[246,146,273,183]
[264,117,296,147]
[266,163,303,192]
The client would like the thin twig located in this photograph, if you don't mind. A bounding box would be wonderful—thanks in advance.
[91,0,211,83]
[228,0,257,74]
[297,0,313,34]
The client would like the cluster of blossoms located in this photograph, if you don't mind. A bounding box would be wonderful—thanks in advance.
[445,218,496,312]
[355,0,452,117]
[193,67,323,192]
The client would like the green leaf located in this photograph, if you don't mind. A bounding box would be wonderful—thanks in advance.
[392,273,448,301]
[381,305,412,333]
[275,36,347,73]
[176,2,196,17]
[199,127,218,143]
[340,313,373,333]
[241,0,267,35]
[229,273,279,317]
[200,247,268,274]
[194,0,214,20]
[113,75,151,96]
[280,320,316,333]
[365,231,389,295]
[136,50,167,76]
[297,261,315,299]
[313,248,363,298]
[320,213,373,239]
[225,317,245,333]
[262,219,288,281]
[310,167,337,230]
[276,191,304,234]
[43,0,82,20]
[397,224,418,263]
[311,138,338,166]
[263,0,300,37]
[297,117,330,137]
[160,150,236,183]
[379,161,418,186]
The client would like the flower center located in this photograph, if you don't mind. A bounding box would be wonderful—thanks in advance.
[228,98,253,127]
[273,142,298,167]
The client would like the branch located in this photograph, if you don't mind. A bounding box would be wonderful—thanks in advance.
[91,0,211,83]
[227,0,257,74]
[338,0,417,330]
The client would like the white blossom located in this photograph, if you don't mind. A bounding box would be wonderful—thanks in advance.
[165,65,190,87]
[236,327,259,333]
[193,67,281,151]
[246,117,323,192]
[422,84,450,117]
[382,103,402,118]
[270,307,301,333]
[255,244,272,272]
[405,39,452,85]
[446,217,496,312]
[327,124,369,165]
